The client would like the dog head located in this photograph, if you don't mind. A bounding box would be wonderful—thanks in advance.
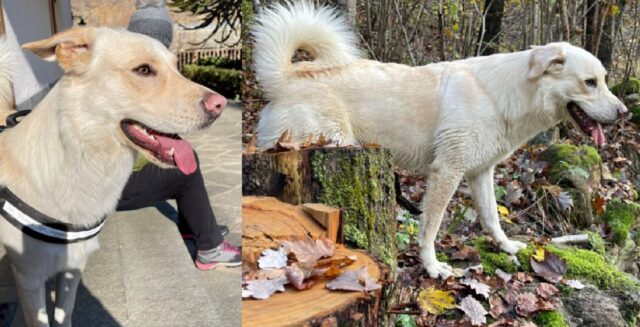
[528,42,627,146]
[22,27,226,174]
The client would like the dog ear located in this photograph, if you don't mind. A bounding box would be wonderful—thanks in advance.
[22,28,96,73]
[527,44,565,79]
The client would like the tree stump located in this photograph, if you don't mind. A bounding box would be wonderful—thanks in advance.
[242,196,388,327]
[243,147,397,264]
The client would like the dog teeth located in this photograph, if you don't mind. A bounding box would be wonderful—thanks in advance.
[168,148,175,156]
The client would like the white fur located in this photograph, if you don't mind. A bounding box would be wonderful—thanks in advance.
[253,1,626,279]
[0,27,220,326]
[0,37,15,120]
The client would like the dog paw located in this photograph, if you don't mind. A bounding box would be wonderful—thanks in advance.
[499,239,527,254]
[424,260,454,279]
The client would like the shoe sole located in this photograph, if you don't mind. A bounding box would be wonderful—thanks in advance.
[195,260,241,270]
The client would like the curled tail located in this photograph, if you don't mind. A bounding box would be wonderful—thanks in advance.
[251,1,360,99]
[0,37,14,118]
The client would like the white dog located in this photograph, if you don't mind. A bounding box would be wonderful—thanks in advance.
[252,2,627,279]
[0,27,226,326]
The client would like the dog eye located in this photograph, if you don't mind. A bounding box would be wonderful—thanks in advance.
[585,79,597,88]
[133,64,154,76]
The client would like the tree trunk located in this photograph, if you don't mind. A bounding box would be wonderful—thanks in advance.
[597,2,616,71]
[243,147,398,265]
[477,0,506,55]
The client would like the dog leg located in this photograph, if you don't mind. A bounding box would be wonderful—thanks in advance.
[13,270,49,327]
[51,270,82,327]
[419,165,463,279]
[468,166,527,254]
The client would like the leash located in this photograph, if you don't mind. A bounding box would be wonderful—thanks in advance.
[0,110,31,133]
[0,184,106,244]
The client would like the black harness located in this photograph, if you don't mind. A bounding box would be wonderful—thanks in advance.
[0,110,106,243]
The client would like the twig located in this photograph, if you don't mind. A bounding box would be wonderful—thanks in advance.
[551,234,589,244]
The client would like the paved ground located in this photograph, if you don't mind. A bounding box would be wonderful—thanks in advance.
[0,102,242,326]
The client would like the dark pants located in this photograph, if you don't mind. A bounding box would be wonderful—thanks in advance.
[116,158,223,251]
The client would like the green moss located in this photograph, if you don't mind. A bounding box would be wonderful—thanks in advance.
[631,106,640,125]
[436,252,450,263]
[533,311,569,327]
[473,238,640,291]
[546,244,640,290]
[587,231,606,255]
[611,77,640,95]
[310,149,397,266]
[602,200,640,246]
[540,144,601,184]
[473,238,533,274]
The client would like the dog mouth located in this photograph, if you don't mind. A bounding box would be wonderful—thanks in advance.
[120,119,197,175]
[567,102,606,146]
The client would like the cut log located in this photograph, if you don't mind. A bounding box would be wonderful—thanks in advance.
[243,246,387,327]
[243,196,329,268]
[243,147,397,264]
[303,203,342,244]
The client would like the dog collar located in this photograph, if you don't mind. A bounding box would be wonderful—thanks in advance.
[0,186,106,244]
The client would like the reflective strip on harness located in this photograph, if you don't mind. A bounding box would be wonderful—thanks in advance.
[2,201,105,242]
[0,187,106,244]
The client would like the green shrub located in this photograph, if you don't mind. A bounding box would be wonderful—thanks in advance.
[195,56,241,70]
[602,200,640,247]
[182,65,241,99]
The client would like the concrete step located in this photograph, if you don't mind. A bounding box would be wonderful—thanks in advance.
[0,208,233,327]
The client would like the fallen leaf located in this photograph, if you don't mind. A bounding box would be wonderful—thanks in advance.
[495,269,512,283]
[461,278,492,299]
[497,206,513,224]
[556,191,574,211]
[326,267,381,292]
[532,245,545,262]
[281,237,336,264]
[458,295,488,326]
[515,292,538,317]
[417,286,456,315]
[244,277,287,300]
[536,283,559,299]
[246,134,257,154]
[452,245,481,263]
[563,279,585,289]
[593,195,606,214]
[284,263,320,290]
[258,248,287,269]
[489,295,510,318]
[530,252,567,283]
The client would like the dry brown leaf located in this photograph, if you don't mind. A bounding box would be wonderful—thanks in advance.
[325,266,381,292]
[536,283,559,299]
[281,237,335,265]
[277,129,291,144]
[458,295,488,326]
[452,245,481,263]
[243,277,287,300]
[515,292,539,317]
[530,252,567,283]
[461,278,492,299]
[246,134,257,154]
[489,295,511,318]
[284,263,320,290]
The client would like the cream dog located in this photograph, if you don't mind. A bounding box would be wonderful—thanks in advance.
[252,1,627,279]
[0,27,225,326]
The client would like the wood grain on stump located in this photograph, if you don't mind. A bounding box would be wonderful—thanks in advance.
[242,247,385,327]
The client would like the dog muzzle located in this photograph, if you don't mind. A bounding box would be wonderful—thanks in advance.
[0,186,106,244]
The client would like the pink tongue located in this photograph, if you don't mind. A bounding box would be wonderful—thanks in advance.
[155,135,197,175]
[591,123,606,146]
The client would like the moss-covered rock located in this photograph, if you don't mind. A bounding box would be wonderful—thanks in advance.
[587,231,606,255]
[473,238,533,274]
[540,144,601,184]
[474,238,640,291]
[539,144,602,227]
[533,310,569,327]
[611,77,640,95]
[602,200,640,247]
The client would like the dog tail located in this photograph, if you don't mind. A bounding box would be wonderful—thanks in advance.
[0,37,15,116]
[251,1,360,99]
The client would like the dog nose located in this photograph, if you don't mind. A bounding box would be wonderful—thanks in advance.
[618,105,629,118]
[202,92,227,116]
